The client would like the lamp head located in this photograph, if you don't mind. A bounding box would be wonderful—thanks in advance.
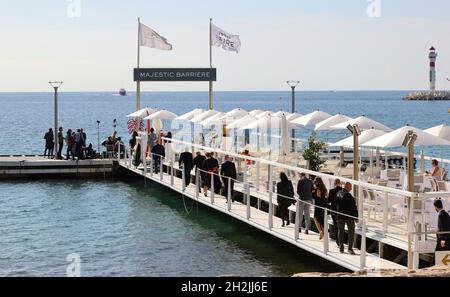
[286,81,300,88]
[49,81,63,89]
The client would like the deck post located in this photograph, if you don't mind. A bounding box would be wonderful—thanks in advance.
[117,143,121,162]
[268,165,273,230]
[170,160,174,186]
[143,149,147,176]
[244,162,250,220]
[211,172,215,204]
[227,177,232,211]
[256,161,260,191]
[160,157,163,181]
[295,198,300,241]
[413,223,420,269]
[182,165,186,192]
[358,190,363,228]
[383,192,389,234]
[150,153,153,177]
[324,209,329,254]
[195,168,200,199]
[360,219,367,270]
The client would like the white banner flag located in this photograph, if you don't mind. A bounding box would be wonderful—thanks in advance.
[211,23,241,53]
[139,23,173,50]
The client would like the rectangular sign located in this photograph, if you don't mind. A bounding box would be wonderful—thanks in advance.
[435,251,450,267]
[134,68,216,82]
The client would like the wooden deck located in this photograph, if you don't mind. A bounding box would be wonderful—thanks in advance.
[119,160,406,272]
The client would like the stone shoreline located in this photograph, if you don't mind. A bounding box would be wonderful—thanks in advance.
[294,266,450,277]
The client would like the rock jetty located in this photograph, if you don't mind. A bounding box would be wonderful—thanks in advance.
[403,91,450,101]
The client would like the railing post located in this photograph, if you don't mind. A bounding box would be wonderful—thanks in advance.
[295,198,300,241]
[160,157,163,182]
[324,209,329,254]
[182,164,186,192]
[211,172,215,204]
[170,160,174,186]
[150,153,153,178]
[256,161,260,191]
[383,192,389,234]
[360,219,367,270]
[413,223,420,269]
[268,165,273,230]
[143,149,147,176]
[117,143,121,162]
[195,168,200,199]
[227,177,232,211]
[244,162,250,220]
[358,188,364,228]
[407,232,413,269]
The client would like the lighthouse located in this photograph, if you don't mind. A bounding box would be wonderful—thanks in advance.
[429,46,438,91]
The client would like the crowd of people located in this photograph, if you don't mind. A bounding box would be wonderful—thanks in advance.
[43,127,97,160]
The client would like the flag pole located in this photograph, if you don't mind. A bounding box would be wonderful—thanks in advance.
[137,17,141,112]
[208,18,213,110]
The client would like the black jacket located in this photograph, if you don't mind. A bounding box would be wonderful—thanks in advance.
[221,161,237,179]
[335,189,358,221]
[179,152,193,171]
[437,210,450,243]
[297,177,314,201]
[151,144,165,160]
[328,186,343,212]
[277,181,295,208]
[193,155,206,170]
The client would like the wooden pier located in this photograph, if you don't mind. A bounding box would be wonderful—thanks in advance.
[0,156,115,179]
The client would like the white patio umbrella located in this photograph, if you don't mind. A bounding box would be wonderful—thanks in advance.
[175,108,204,121]
[144,110,178,121]
[219,108,248,120]
[240,114,297,130]
[249,109,265,116]
[286,112,303,121]
[200,112,226,126]
[330,128,387,147]
[314,114,352,131]
[190,110,220,123]
[256,111,272,119]
[425,124,450,141]
[226,114,258,130]
[290,110,332,127]
[363,125,450,147]
[273,111,291,117]
[126,107,156,118]
[331,116,392,132]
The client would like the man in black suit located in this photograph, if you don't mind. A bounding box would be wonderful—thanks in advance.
[193,152,206,192]
[434,199,450,251]
[221,155,237,202]
[151,141,165,174]
[296,173,314,234]
[179,148,193,187]
[328,178,343,246]
[335,182,358,255]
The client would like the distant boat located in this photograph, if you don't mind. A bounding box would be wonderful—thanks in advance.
[119,88,127,96]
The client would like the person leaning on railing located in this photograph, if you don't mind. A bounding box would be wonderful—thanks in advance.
[335,182,358,255]
[434,199,450,251]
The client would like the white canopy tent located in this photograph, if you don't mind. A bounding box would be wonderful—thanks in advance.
[144,110,178,121]
[290,110,332,127]
[315,114,352,131]
[331,116,392,132]
[240,114,297,130]
[226,114,258,130]
[175,108,204,121]
[273,111,291,117]
[425,124,450,141]
[127,107,156,118]
[200,112,226,126]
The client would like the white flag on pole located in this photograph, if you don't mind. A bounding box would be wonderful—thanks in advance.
[139,23,173,50]
[211,23,241,53]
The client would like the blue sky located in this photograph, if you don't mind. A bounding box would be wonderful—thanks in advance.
[1,0,449,91]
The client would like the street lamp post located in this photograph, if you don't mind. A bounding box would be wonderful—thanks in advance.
[49,81,63,159]
[347,124,361,218]
[286,81,300,152]
[402,130,418,193]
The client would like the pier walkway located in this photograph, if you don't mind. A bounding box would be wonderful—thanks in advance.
[116,139,428,272]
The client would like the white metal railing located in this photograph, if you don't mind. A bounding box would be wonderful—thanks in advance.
[117,139,450,270]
